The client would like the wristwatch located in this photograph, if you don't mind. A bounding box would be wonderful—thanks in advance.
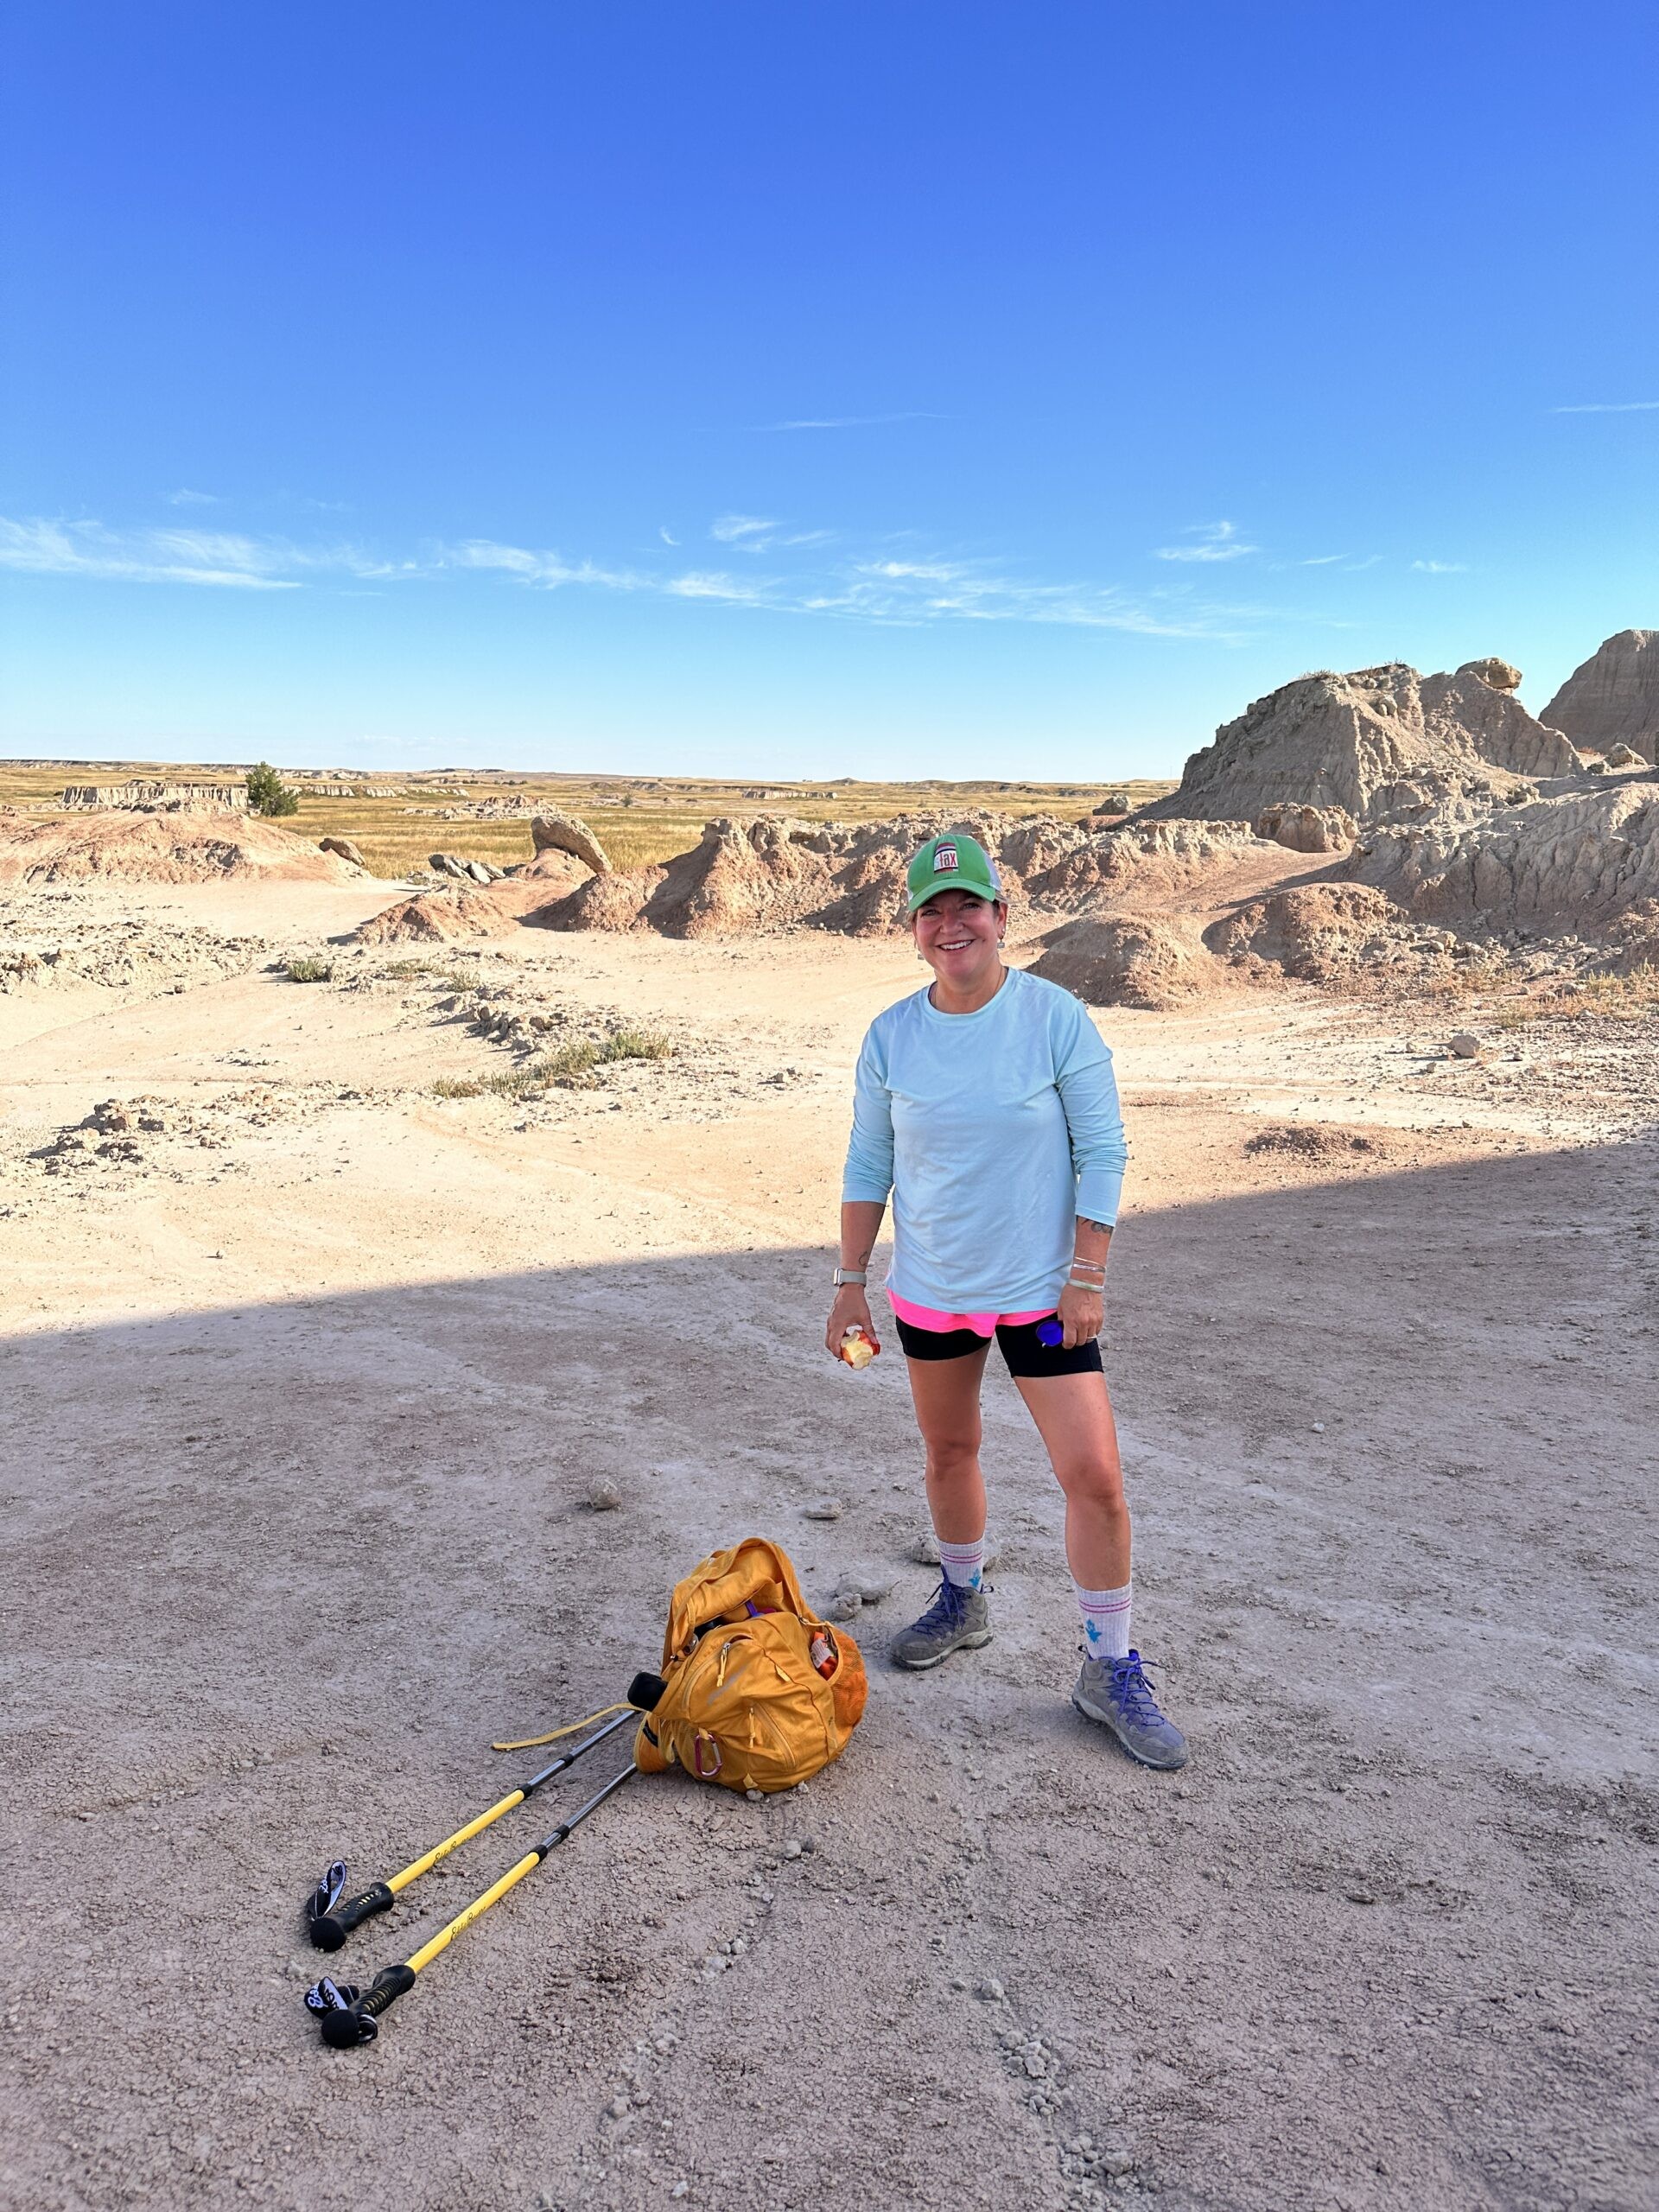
[832,1267,868,1287]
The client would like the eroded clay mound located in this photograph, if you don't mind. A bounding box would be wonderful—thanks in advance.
[1025,819,1269,912]
[527,810,1106,940]
[1144,660,1579,827]
[1205,884,1411,982]
[352,889,522,944]
[1027,916,1217,1009]
[1541,631,1659,764]
[1352,781,1659,931]
[530,818,837,938]
[0,810,363,886]
[1254,803,1357,854]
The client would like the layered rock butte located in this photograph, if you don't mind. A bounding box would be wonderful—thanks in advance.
[1541,630,1659,764]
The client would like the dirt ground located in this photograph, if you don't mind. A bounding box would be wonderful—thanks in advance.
[3,880,1656,2212]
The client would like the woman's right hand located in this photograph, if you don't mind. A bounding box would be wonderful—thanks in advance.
[825,1285,880,1361]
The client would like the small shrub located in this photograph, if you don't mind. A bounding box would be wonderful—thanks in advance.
[434,963,482,993]
[383,958,433,980]
[247,762,300,817]
[285,956,334,983]
[432,1024,675,1103]
[600,1026,674,1064]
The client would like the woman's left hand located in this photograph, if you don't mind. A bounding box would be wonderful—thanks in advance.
[1055,1281,1103,1351]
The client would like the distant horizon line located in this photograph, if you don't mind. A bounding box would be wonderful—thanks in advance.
[0,754,1177,791]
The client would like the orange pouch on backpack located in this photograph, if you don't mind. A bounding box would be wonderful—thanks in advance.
[633,1536,868,1794]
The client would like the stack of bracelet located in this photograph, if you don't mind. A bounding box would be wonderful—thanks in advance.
[1068,1256,1107,1291]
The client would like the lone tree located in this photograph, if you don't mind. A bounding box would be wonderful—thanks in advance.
[245,761,298,817]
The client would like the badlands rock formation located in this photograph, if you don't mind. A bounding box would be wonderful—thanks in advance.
[1352,779,1659,931]
[1029,917,1210,1009]
[352,888,523,944]
[1252,803,1357,854]
[531,811,610,874]
[1145,660,1579,826]
[0,811,362,887]
[1541,631,1659,763]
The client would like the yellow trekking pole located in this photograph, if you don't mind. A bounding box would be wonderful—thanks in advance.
[305,1702,638,1952]
[309,1760,639,2048]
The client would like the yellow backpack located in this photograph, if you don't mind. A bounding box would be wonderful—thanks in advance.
[632,1536,868,1794]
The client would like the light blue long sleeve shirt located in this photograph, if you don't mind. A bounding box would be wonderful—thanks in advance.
[840,966,1128,1313]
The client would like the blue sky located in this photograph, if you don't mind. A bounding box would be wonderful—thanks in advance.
[2,2,1656,778]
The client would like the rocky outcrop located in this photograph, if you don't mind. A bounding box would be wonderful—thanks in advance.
[1206,885,1416,982]
[531,811,610,874]
[1145,660,1579,826]
[1028,917,1216,1008]
[1024,819,1269,911]
[318,836,366,867]
[1351,782,1659,931]
[527,810,1077,939]
[1253,803,1357,854]
[531,817,836,938]
[352,889,520,944]
[1461,658,1522,693]
[60,780,249,810]
[0,812,360,886]
[1541,632,1658,764]
[428,852,505,884]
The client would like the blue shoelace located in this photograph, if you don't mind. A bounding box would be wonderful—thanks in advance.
[916,1576,974,1630]
[1103,1650,1165,1725]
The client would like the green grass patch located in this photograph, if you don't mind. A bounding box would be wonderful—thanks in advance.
[433,1025,675,1103]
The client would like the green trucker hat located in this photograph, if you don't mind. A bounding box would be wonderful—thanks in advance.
[906,831,1003,913]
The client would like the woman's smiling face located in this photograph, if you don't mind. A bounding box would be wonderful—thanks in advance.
[912,887,1005,988]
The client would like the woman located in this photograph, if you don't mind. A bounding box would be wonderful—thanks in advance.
[826,831,1186,1770]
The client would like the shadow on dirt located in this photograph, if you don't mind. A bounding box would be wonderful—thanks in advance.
[4,1134,1656,2211]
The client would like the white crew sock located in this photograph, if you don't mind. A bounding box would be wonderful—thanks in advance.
[1074,1577,1133,1661]
[937,1534,986,1591]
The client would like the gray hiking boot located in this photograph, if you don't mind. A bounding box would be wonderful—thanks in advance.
[890,1577,992,1671]
[1072,1649,1188,1770]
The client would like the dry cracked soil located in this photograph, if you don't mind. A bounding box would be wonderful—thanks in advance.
[2,878,1656,2212]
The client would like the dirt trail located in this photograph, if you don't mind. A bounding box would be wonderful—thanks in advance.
[2,883,1655,2212]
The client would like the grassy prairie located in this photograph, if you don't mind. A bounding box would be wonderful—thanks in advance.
[0,760,1180,878]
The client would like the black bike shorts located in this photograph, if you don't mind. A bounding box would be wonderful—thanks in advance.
[893,1312,1103,1378]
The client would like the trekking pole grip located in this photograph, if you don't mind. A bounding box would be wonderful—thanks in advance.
[308,1881,395,1952]
[319,1964,416,2048]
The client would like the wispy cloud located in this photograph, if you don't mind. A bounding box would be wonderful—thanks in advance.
[166,488,219,507]
[1552,399,1659,414]
[1300,552,1348,566]
[710,514,777,543]
[0,508,1294,643]
[0,516,409,588]
[1411,558,1467,574]
[658,525,678,546]
[758,410,954,431]
[444,540,648,592]
[708,513,833,554]
[1154,519,1258,564]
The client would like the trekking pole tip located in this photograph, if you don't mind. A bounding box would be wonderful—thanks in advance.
[320,2005,377,2050]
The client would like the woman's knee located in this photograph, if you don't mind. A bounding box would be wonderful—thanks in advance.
[923,1429,982,1482]
[1053,1452,1126,1516]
